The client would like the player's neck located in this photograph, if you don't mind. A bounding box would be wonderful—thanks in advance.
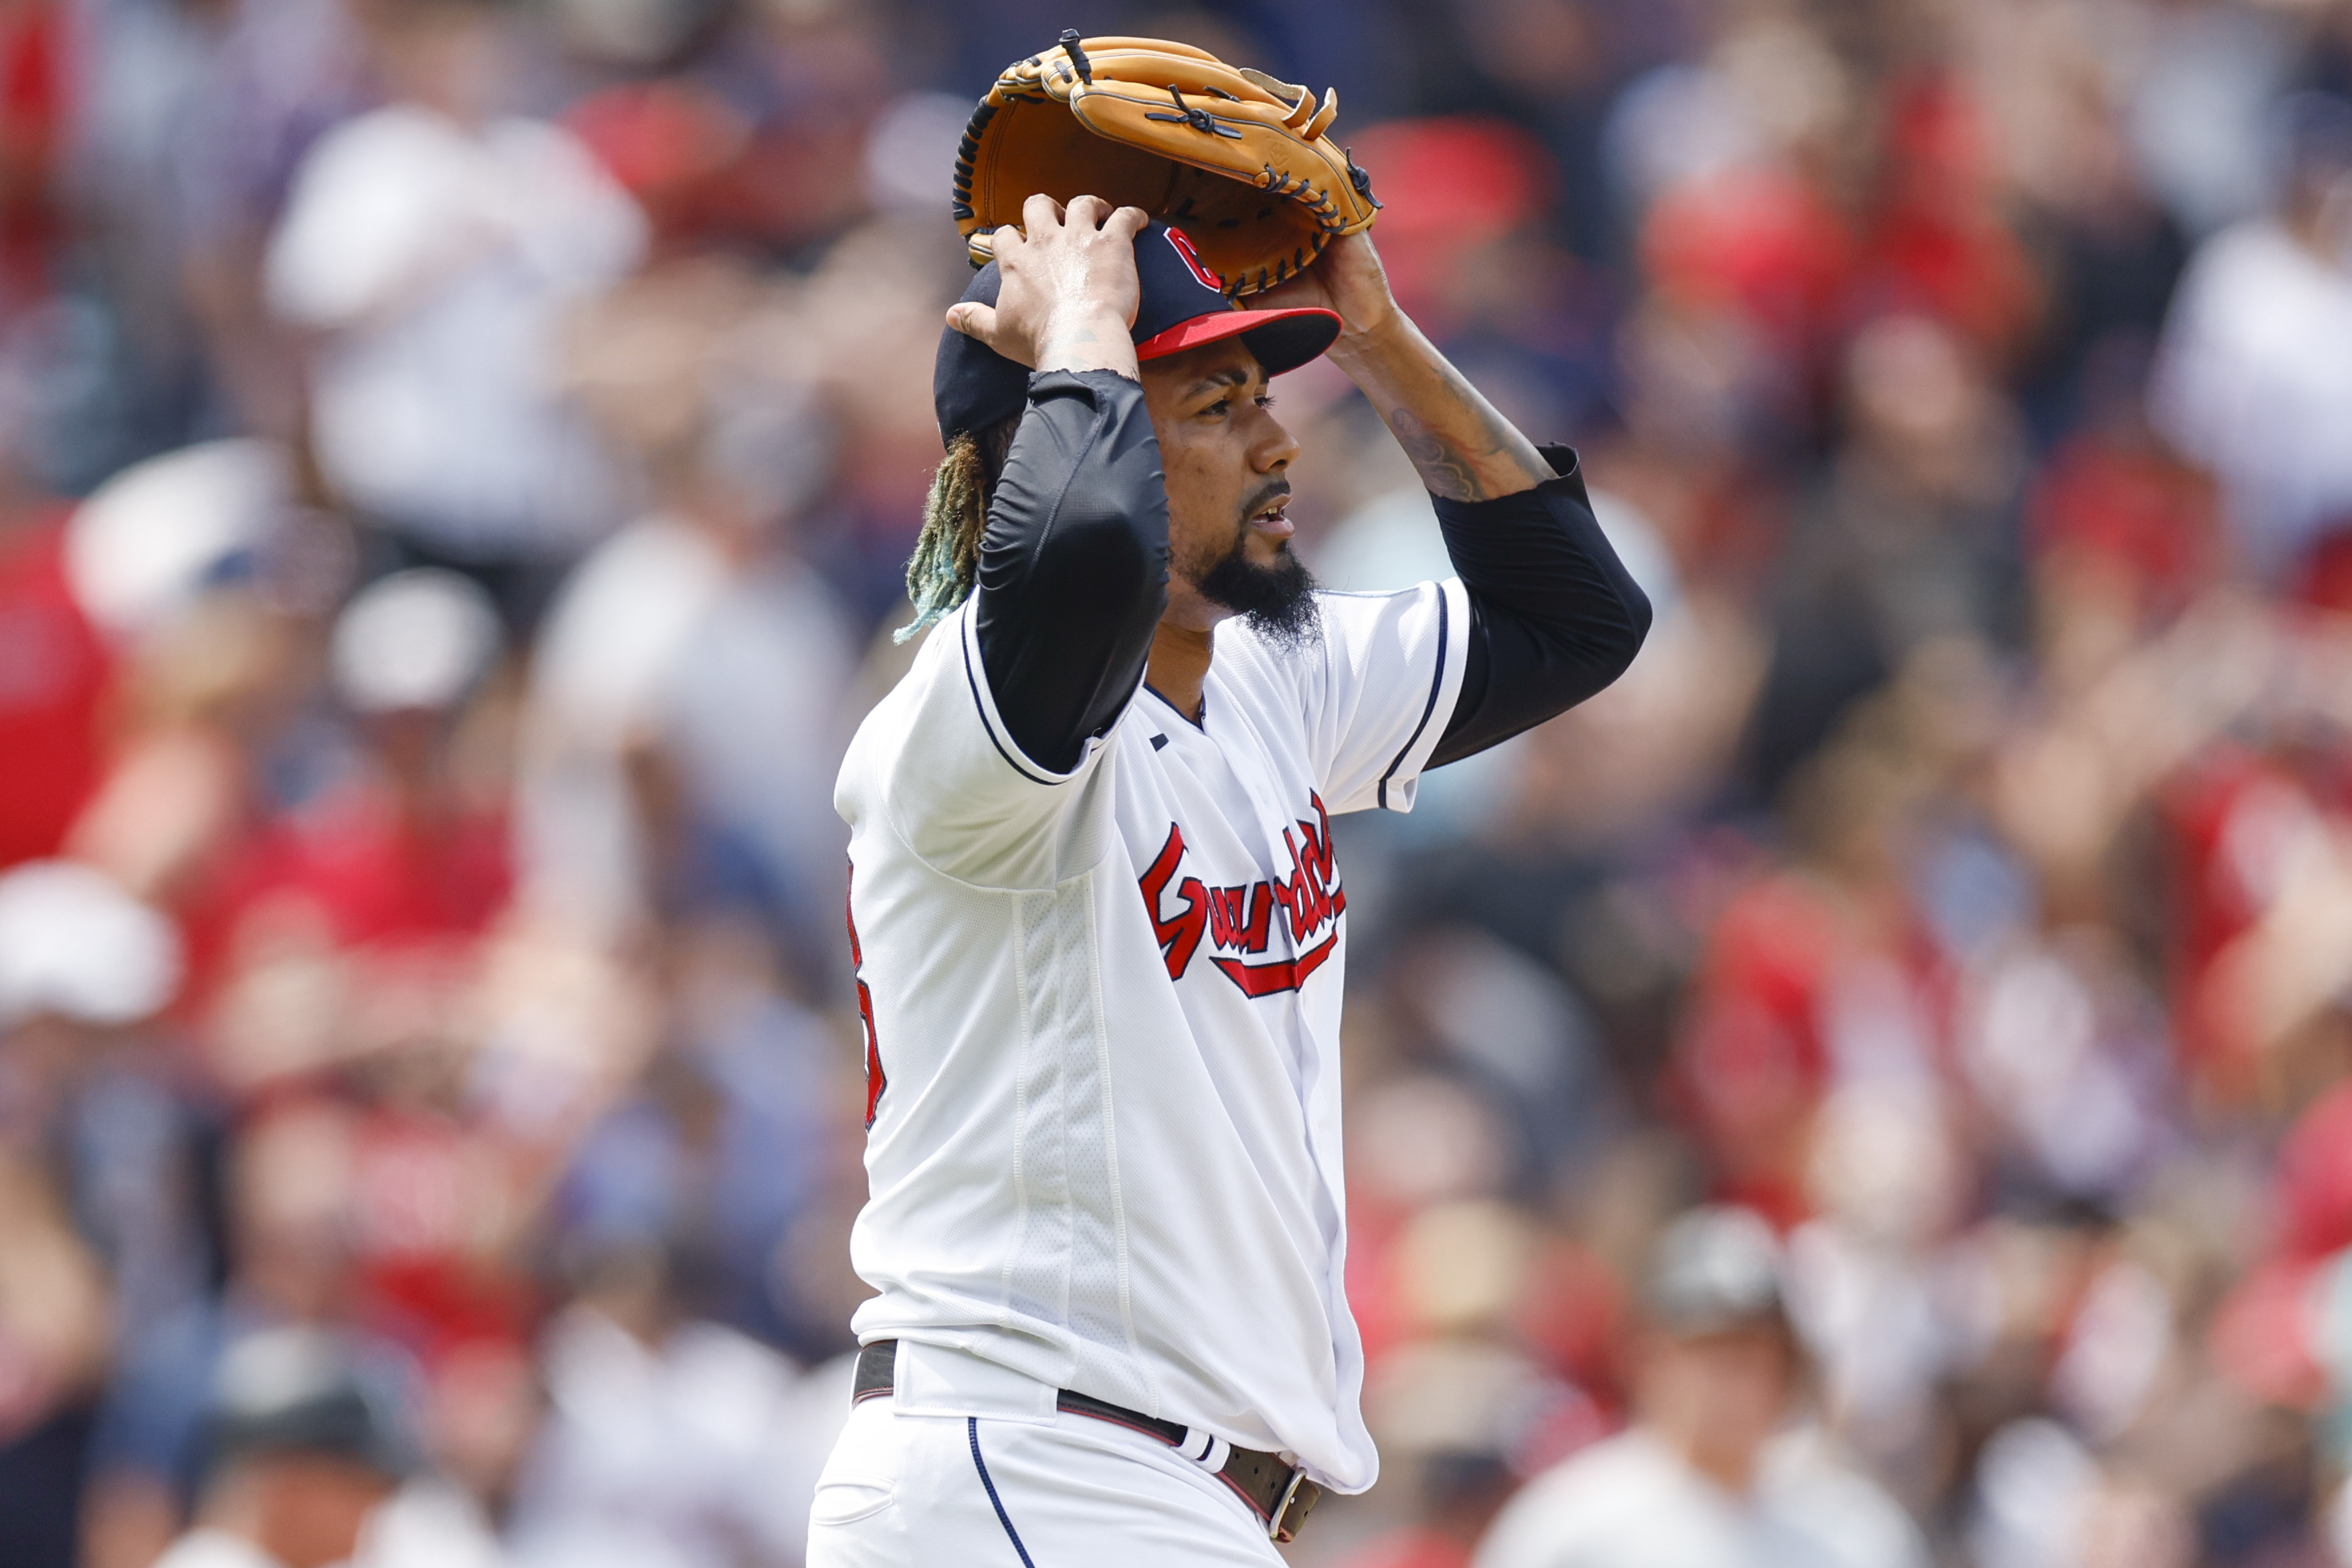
[1145,619,1215,726]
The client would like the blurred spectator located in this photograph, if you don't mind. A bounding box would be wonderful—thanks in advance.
[86,1104,365,1568]
[1472,1208,1927,1568]
[500,1242,838,1568]
[2125,0,2297,241]
[151,1327,411,1568]
[2007,71,2188,439]
[520,254,853,962]
[0,447,108,870]
[0,0,62,313]
[66,0,363,468]
[1853,72,2040,361]
[264,0,646,627]
[2024,336,2218,626]
[0,1141,110,1568]
[60,441,297,649]
[0,860,205,1346]
[2151,91,2352,589]
[0,861,188,1568]
[553,916,844,1353]
[1745,314,2025,795]
[140,566,513,1099]
[1672,708,1947,1230]
[60,446,326,948]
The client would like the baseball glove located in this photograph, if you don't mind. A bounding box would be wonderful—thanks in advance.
[954,31,1380,298]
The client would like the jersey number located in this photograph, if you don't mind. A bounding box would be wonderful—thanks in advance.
[846,868,885,1129]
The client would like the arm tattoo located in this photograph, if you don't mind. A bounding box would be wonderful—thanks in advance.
[1391,408,1484,501]
[1040,325,1104,358]
[1385,361,1549,502]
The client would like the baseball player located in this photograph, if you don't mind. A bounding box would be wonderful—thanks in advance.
[813,181,1648,1563]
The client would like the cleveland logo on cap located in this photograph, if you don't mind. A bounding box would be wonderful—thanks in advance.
[1165,227,1222,291]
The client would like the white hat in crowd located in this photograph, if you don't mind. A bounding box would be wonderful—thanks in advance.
[65,439,288,642]
[330,569,502,716]
[0,860,183,1027]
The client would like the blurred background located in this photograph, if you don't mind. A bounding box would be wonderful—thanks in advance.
[6,0,2352,1565]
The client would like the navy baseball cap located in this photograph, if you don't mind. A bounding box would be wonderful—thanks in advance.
[200,1327,419,1480]
[1643,1207,1787,1337]
[934,218,1343,446]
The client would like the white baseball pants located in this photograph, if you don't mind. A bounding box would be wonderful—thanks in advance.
[806,1384,1288,1565]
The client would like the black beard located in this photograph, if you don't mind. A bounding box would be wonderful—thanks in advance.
[1195,538,1321,651]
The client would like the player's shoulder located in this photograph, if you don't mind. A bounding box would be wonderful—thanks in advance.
[838,596,1102,804]
[838,607,967,781]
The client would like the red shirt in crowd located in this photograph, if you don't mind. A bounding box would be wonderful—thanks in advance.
[0,511,110,868]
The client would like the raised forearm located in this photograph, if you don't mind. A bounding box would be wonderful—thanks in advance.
[1327,315,1553,503]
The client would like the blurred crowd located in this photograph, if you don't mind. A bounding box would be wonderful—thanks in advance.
[7,0,2352,1565]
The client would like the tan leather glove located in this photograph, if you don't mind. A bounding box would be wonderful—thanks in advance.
[955,31,1381,298]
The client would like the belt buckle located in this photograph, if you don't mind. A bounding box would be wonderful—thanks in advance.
[1266,1468,1320,1544]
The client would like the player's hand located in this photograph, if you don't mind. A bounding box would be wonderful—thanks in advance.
[1256,229,1399,346]
[947,193,1148,379]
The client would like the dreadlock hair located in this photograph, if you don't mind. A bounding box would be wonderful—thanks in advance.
[898,415,1020,644]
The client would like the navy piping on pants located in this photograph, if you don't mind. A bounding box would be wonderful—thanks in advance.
[969,1418,1038,1568]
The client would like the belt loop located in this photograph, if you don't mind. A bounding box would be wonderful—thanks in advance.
[1177,1428,1231,1470]
[852,1339,898,1405]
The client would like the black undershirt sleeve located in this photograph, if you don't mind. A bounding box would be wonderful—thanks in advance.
[1428,444,1654,769]
[972,369,1171,775]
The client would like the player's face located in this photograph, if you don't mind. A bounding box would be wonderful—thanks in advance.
[1141,338,1316,643]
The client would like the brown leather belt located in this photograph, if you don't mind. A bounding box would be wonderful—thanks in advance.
[852,1339,1322,1544]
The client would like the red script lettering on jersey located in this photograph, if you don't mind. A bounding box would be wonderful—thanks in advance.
[846,866,886,1129]
[1137,793,1347,997]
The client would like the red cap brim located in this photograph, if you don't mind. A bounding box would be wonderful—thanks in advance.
[1135,306,1343,376]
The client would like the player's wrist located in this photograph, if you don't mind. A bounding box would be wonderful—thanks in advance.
[1323,304,1413,367]
[1034,303,1141,378]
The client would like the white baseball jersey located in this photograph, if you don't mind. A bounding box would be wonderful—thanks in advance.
[834,577,1470,1493]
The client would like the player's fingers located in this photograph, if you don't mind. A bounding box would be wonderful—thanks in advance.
[945,302,999,347]
[1104,204,1150,242]
[1023,191,1066,232]
[1065,193,1113,229]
